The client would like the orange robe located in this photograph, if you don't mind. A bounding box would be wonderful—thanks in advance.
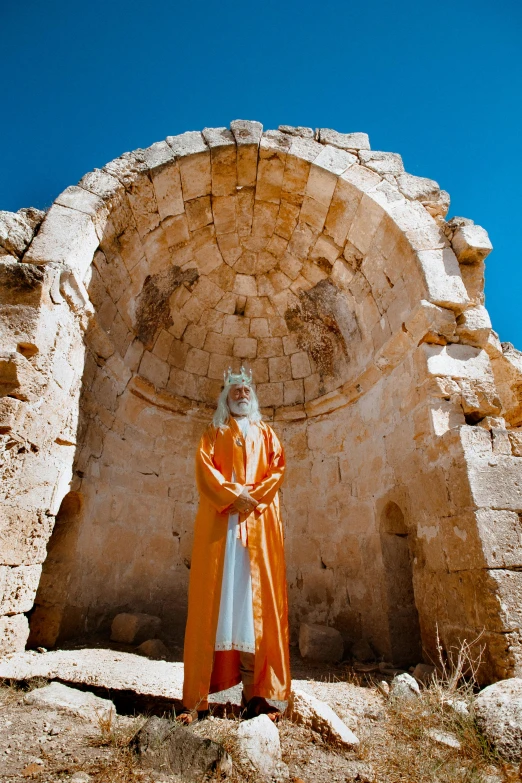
[182,416,290,710]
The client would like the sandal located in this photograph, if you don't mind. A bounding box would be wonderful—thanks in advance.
[176,706,207,725]
[242,694,282,722]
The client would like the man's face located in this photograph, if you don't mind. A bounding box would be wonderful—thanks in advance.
[227,384,251,417]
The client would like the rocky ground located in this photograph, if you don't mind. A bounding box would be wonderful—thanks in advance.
[0,645,520,783]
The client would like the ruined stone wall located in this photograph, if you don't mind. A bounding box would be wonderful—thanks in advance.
[2,121,522,682]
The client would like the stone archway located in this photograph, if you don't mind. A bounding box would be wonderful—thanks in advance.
[2,121,522,682]
[28,491,83,648]
[379,501,421,666]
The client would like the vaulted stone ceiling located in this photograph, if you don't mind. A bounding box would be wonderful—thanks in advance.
[24,121,458,421]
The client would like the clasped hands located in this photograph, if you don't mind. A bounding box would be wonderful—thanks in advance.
[231,485,258,515]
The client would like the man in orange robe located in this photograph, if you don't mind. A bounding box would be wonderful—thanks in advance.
[180,367,290,721]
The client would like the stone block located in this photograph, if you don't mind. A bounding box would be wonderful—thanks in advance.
[55,185,109,237]
[256,134,288,203]
[110,612,162,645]
[452,224,492,264]
[269,355,292,382]
[25,682,115,723]
[136,638,169,660]
[288,688,360,747]
[236,714,286,780]
[416,248,470,310]
[230,119,263,187]
[283,379,304,405]
[318,129,370,151]
[396,173,440,202]
[0,564,42,614]
[282,138,321,197]
[456,305,492,347]
[313,145,357,177]
[139,351,170,387]
[299,623,344,662]
[0,210,35,257]
[166,132,211,201]
[24,204,99,280]
[256,381,284,407]
[202,127,237,197]
[306,162,338,208]
[359,150,404,175]
[233,337,257,359]
[422,343,493,382]
[184,347,210,376]
[475,509,522,568]
[249,317,270,338]
[0,614,29,655]
[467,455,522,511]
[150,161,184,222]
[290,351,311,379]
[348,194,384,255]
[404,300,456,345]
[279,125,315,138]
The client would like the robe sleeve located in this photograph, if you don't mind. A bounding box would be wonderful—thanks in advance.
[195,428,244,514]
[248,425,285,516]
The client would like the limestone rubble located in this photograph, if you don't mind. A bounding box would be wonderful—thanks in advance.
[1,121,521,682]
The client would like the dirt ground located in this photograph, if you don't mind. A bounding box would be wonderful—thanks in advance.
[0,649,520,783]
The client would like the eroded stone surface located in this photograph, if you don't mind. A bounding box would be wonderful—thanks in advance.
[288,688,360,748]
[24,681,115,723]
[474,678,522,761]
[131,716,232,779]
[236,714,287,780]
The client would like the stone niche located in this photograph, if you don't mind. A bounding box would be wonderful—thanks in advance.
[1,121,522,682]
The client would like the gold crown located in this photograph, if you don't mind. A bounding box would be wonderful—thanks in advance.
[223,365,253,387]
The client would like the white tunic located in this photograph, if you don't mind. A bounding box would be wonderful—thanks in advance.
[214,417,256,653]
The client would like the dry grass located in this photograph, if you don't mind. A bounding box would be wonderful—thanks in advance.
[361,631,520,783]
[0,676,50,707]
[92,708,147,749]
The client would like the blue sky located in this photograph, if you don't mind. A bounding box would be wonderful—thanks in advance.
[2,0,521,346]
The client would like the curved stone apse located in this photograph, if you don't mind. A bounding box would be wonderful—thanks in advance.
[1,121,522,681]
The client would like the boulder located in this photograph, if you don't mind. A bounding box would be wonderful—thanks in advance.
[288,688,360,748]
[131,716,232,780]
[298,623,344,662]
[24,682,115,723]
[412,663,436,685]
[110,612,161,644]
[0,210,35,257]
[451,223,492,264]
[351,639,375,663]
[389,673,420,702]
[236,714,288,781]
[136,638,169,660]
[473,677,522,761]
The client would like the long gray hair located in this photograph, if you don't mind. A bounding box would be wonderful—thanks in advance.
[212,384,262,429]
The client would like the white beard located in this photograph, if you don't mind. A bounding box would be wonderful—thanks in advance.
[229,398,251,417]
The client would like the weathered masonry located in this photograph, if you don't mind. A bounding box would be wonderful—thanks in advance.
[1,122,522,681]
